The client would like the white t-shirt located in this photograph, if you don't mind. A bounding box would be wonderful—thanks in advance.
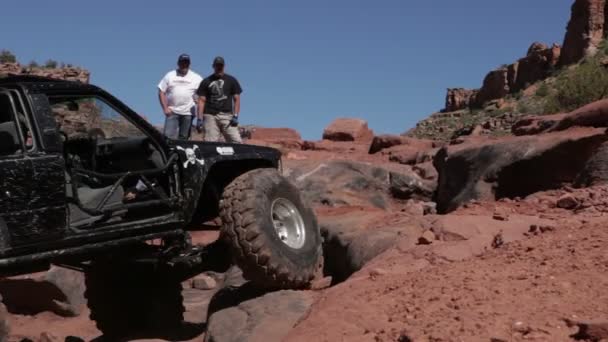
[158,70,203,115]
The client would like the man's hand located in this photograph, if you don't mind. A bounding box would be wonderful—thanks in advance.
[229,116,239,127]
[196,117,204,133]
[159,90,172,116]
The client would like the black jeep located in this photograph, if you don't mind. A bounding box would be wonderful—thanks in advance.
[0,76,322,335]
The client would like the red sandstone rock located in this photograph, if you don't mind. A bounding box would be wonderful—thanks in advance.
[445,88,478,112]
[434,128,608,213]
[369,134,436,154]
[250,127,301,141]
[513,99,608,136]
[474,67,510,107]
[248,127,303,149]
[0,62,90,83]
[322,118,374,142]
[560,0,606,66]
[514,42,561,91]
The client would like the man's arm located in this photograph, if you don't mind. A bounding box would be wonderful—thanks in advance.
[233,94,240,116]
[158,90,171,116]
[233,77,242,116]
[197,96,206,119]
[196,79,208,119]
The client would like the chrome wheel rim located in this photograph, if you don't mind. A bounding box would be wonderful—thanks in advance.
[271,198,306,249]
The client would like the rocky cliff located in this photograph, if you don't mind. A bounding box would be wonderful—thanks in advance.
[412,0,608,142]
[442,0,608,113]
[443,42,562,112]
[0,62,89,83]
[560,0,607,65]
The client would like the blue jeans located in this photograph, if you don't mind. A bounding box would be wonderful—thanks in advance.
[163,113,193,140]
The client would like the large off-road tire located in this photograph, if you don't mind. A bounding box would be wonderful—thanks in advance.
[219,168,323,289]
[84,260,184,339]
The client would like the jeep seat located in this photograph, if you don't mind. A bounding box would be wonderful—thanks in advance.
[0,121,20,155]
[65,173,125,227]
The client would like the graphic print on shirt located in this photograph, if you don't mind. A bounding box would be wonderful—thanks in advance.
[208,79,228,106]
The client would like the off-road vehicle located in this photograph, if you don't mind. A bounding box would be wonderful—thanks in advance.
[0,76,322,335]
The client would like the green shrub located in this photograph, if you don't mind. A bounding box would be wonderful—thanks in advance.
[514,90,524,100]
[544,58,608,113]
[0,50,16,64]
[28,61,39,68]
[535,83,550,97]
[44,59,58,68]
[517,101,532,114]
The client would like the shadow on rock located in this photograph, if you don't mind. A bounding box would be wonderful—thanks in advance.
[90,322,206,342]
[206,282,267,319]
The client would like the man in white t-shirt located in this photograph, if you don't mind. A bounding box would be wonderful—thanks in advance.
[158,54,203,140]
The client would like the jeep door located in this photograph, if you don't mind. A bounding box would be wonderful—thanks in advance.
[0,90,66,251]
[47,94,182,230]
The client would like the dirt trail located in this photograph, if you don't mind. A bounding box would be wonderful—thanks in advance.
[287,218,608,342]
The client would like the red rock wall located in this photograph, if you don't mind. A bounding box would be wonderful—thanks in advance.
[445,42,562,110]
[560,0,606,66]
[445,88,479,112]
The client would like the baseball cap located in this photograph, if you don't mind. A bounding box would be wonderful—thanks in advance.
[178,54,191,63]
[213,56,225,65]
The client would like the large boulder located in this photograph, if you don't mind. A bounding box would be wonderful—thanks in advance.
[577,141,608,186]
[0,266,86,317]
[384,145,438,166]
[368,135,436,154]
[205,290,314,342]
[560,0,606,66]
[433,128,608,213]
[322,118,374,142]
[248,127,303,150]
[512,113,568,136]
[284,160,433,209]
[320,213,424,282]
[513,99,608,136]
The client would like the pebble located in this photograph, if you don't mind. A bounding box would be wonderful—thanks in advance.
[192,274,218,290]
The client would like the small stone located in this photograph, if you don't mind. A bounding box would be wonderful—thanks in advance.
[310,276,332,290]
[557,194,579,210]
[493,212,508,221]
[403,200,425,216]
[192,274,217,290]
[40,333,60,342]
[422,202,437,215]
[491,231,504,249]
[513,321,531,334]
[540,225,556,233]
[369,268,388,278]
[417,230,436,245]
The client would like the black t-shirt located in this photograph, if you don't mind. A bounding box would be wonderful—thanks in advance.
[196,73,242,114]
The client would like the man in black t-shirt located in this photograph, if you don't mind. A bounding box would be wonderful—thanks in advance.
[196,56,243,143]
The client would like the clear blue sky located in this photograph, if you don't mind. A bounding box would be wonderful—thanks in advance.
[1,0,571,139]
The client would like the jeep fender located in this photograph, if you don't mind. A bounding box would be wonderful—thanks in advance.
[171,141,281,225]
